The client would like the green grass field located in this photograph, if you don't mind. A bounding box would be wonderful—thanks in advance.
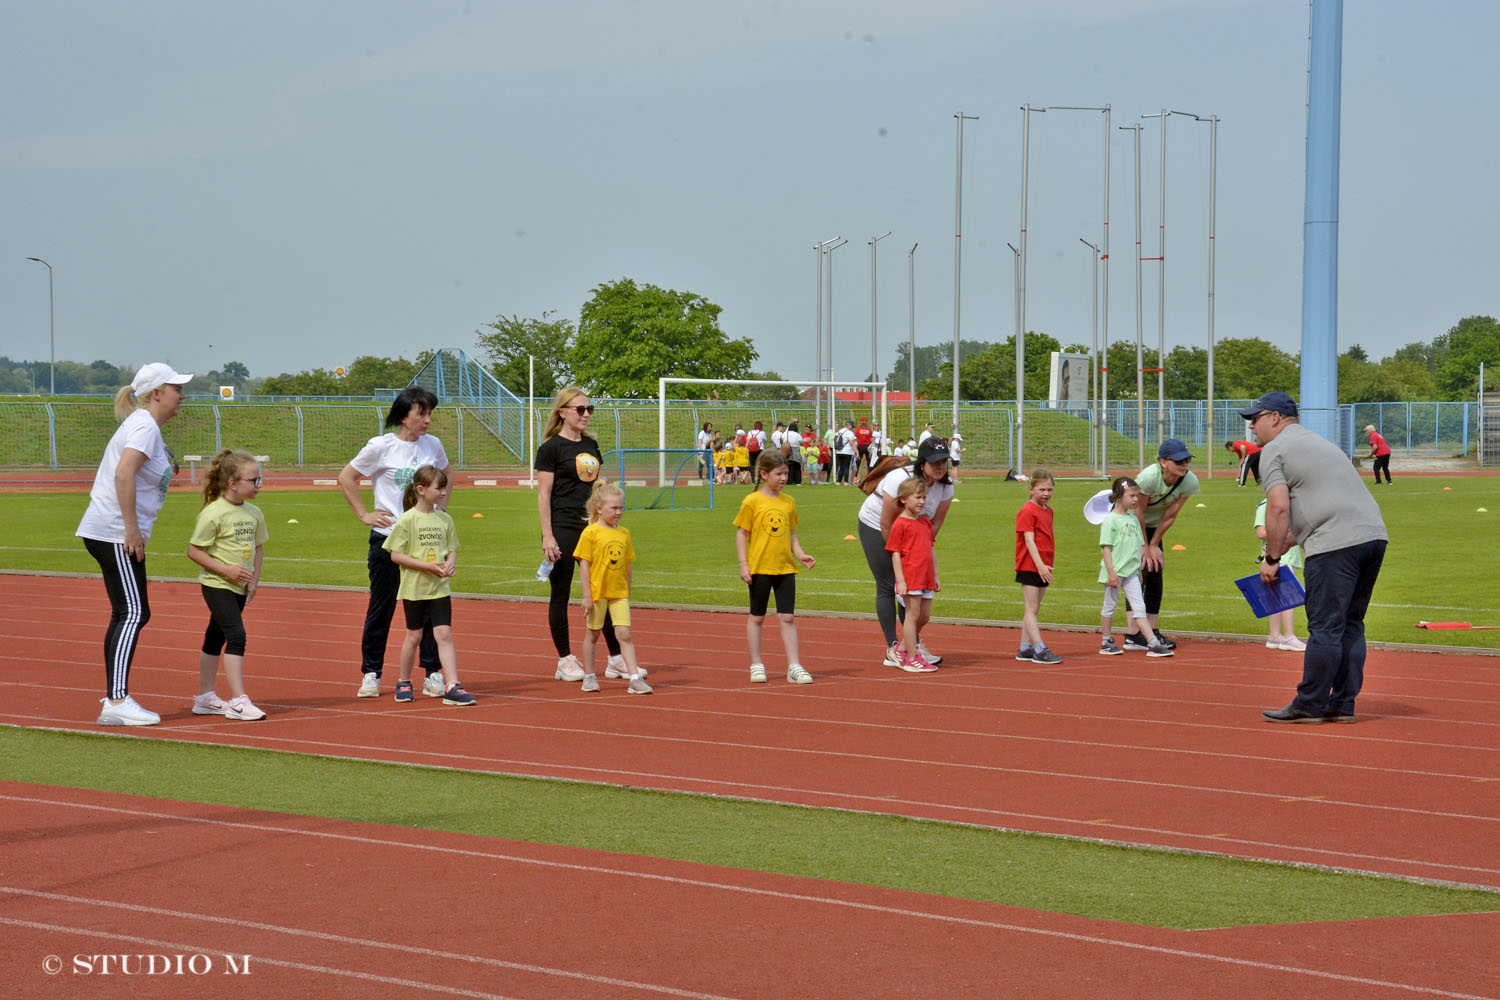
[5,727,1496,929]
[6,474,1498,648]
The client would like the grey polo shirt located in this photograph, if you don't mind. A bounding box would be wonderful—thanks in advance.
[1260,423,1387,557]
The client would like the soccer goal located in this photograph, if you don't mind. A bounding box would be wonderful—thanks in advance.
[656,376,889,484]
[600,449,715,511]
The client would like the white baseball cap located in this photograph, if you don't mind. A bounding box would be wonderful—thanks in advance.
[132,363,194,396]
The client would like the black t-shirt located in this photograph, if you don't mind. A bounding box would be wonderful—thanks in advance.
[535,434,603,531]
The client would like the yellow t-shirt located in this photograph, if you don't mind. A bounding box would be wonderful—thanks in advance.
[189,497,268,594]
[732,445,750,469]
[733,490,801,576]
[382,508,458,601]
[572,522,634,600]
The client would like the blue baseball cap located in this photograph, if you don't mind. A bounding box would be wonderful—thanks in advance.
[1157,438,1193,462]
[1238,391,1298,420]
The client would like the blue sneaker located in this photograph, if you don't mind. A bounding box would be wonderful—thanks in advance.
[394,680,414,703]
[1015,647,1034,661]
[442,683,476,706]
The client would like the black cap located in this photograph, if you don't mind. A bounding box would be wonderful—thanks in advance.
[917,438,950,464]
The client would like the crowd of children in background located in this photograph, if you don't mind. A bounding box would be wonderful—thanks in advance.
[701,416,925,487]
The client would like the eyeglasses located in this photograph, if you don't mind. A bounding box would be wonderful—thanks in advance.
[1246,411,1271,424]
[237,476,263,487]
[571,404,595,416]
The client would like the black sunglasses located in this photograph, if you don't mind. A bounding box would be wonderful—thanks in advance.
[571,404,595,416]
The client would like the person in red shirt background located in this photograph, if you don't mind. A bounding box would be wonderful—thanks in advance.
[1363,425,1393,484]
[1014,469,1060,663]
[1225,438,1261,487]
[854,419,874,476]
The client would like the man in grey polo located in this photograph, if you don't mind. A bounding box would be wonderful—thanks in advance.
[1244,391,1388,724]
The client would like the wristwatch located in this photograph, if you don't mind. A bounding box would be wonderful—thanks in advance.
[1264,554,1280,565]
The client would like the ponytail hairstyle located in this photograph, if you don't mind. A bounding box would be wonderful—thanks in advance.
[402,464,449,511]
[585,480,625,523]
[112,385,138,421]
[1108,475,1139,506]
[756,448,787,476]
[201,450,257,506]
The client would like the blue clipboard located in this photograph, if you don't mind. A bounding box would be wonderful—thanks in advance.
[1234,568,1305,618]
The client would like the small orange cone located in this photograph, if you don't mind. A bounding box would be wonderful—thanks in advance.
[473,512,485,518]
[843,534,856,540]
[1444,486,1452,491]
[1170,543,1186,551]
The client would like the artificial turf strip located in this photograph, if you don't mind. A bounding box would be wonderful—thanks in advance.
[5,727,1496,930]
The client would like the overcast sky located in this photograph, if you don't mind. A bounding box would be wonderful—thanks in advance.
[4,0,1496,388]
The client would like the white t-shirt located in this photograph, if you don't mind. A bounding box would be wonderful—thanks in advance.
[949,439,963,463]
[350,432,450,537]
[835,428,857,456]
[917,429,934,446]
[76,408,176,543]
[770,429,785,452]
[695,429,711,451]
[856,466,955,532]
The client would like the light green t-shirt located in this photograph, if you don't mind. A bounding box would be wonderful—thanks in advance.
[1135,462,1201,529]
[383,508,458,601]
[1254,500,1304,570]
[1097,511,1145,584]
[189,498,268,594]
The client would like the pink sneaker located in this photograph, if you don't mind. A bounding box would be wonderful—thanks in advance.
[898,650,938,673]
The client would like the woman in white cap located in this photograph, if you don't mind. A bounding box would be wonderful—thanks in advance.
[76,363,194,726]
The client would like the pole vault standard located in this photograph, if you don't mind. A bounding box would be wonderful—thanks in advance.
[657,378,888,483]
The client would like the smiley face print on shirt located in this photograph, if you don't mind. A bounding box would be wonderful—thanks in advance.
[576,453,600,483]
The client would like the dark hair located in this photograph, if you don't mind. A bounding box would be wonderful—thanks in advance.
[1225,440,1236,450]
[1108,475,1138,505]
[402,464,449,511]
[384,386,439,430]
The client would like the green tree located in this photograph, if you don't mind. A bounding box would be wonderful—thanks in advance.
[260,369,347,395]
[572,278,756,398]
[475,311,575,398]
[1100,340,1162,401]
[1433,315,1500,399]
[1211,338,1299,399]
[719,371,803,401]
[1163,344,1209,399]
[222,360,251,382]
[917,333,1061,400]
[886,340,989,391]
[1342,344,1368,363]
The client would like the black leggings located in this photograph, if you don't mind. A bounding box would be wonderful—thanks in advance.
[83,537,150,700]
[201,585,248,657]
[548,520,620,658]
[362,529,439,678]
[1372,454,1392,483]
[858,520,903,647]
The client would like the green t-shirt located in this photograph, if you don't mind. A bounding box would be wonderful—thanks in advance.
[1135,462,1200,529]
[383,508,458,601]
[189,498,268,594]
[1097,511,1145,584]
[1254,500,1304,570]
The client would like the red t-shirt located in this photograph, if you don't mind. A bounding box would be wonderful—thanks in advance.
[886,515,936,591]
[1015,501,1055,572]
[1229,440,1260,459]
[855,425,873,450]
[1369,431,1391,457]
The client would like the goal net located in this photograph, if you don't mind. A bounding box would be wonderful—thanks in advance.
[600,449,715,511]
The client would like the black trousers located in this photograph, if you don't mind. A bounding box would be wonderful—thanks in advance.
[362,529,440,678]
[1371,454,1392,483]
[548,520,620,658]
[83,537,150,700]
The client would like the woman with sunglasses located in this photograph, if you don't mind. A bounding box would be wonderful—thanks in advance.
[339,386,451,699]
[76,362,193,726]
[536,387,628,682]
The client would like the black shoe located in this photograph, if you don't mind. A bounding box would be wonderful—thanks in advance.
[1323,709,1356,724]
[1122,633,1151,651]
[1153,629,1178,650]
[1262,704,1324,724]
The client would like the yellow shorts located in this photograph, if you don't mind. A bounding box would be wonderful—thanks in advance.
[586,597,630,631]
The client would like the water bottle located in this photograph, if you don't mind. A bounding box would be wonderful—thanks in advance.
[535,559,555,582]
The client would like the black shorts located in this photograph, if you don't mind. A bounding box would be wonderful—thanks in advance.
[1015,570,1049,588]
[748,573,796,617]
[403,595,452,631]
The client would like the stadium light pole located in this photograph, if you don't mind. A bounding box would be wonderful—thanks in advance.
[908,242,917,438]
[869,231,891,393]
[823,237,849,431]
[814,237,840,419]
[952,110,978,442]
[1120,121,1146,469]
[25,257,54,395]
[1081,238,1101,476]
[1008,242,1022,471]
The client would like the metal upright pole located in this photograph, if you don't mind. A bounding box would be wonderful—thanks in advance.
[1120,122,1145,469]
[1017,104,1033,473]
[1008,242,1021,469]
[1206,115,1218,480]
[824,237,848,431]
[908,242,918,437]
[1100,104,1112,478]
[952,112,977,440]
[1155,109,1168,443]
[814,241,824,417]
[1081,239,1100,473]
[870,231,890,390]
[25,257,54,395]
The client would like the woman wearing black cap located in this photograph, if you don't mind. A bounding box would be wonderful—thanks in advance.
[1127,438,1201,650]
[854,437,955,668]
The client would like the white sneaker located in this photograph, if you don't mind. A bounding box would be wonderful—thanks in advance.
[357,673,381,698]
[882,643,902,667]
[422,673,446,698]
[1277,635,1307,651]
[192,692,227,716]
[580,673,600,693]
[627,676,654,695]
[749,663,767,684]
[98,696,160,727]
[555,655,585,682]
[605,655,647,679]
[1266,637,1284,649]
[916,640,942,665]
[225,695,266,721]
[787,664,813,685]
